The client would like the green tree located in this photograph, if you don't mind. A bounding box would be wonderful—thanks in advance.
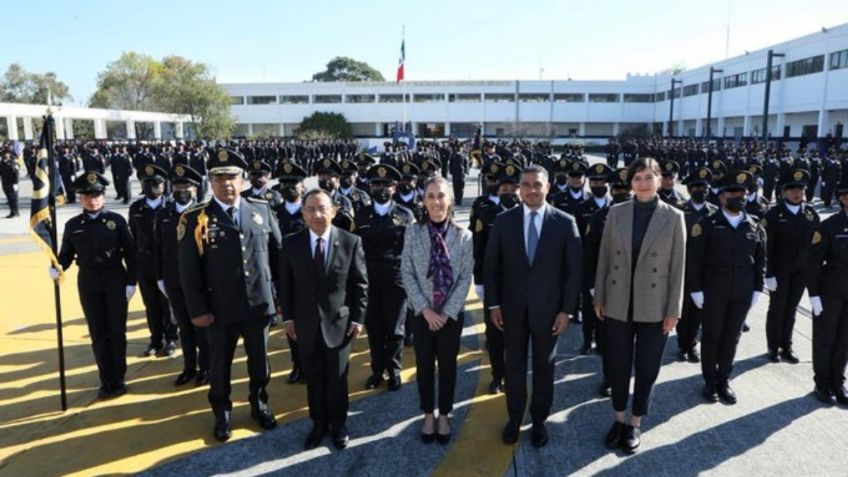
[0,63,72,104]
[89,52,161,110]
[295,112,352,139]
[311,56,385,82]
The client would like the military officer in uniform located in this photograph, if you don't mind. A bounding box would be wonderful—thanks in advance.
[676,167,718,362]
[110,146,133,204]
[805,177,848,406]
[549,160,589,217]
[688,171,765,404]
[394,162,425,223]
[242,159,282,208]
[52,171,137,399]
[1,148,20,218]
[129,165,176,357]
[745,164,770,220]
[658,161,686,208]
[338,158,372,214]
[314,158,356,232]
[763,169,820,364]
[154,164,209,386]
[356,164,415,391]
[448,146,468,206]
[178,148,282,441]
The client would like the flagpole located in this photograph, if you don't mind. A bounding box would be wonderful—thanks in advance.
[45,113,68,411]
[401,25,406,133]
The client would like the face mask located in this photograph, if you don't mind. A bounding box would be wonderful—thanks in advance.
[318,179,335,192]
[142,182,162,200]
[250,179,265,190]
[555,176,568,186]
[173,190,193,205]
[372,188,391,204]
[569,185,583,193]
[591,186,608,198]
[499,193,519,209]
[487,184,499,195]
[725,197,745,213]
[612,192,631,203]
[398,183,413,195]
[785,197,802,206]
[281,186,300,202]
[690,190,707,203]
[340,176,354,188]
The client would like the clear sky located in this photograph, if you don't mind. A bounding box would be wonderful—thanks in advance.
[2,0,845,105]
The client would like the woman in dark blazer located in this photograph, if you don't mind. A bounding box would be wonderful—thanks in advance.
[593,157,686,453]
[401,176,473,444]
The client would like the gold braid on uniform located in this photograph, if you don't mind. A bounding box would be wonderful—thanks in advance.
[194,209,209,257]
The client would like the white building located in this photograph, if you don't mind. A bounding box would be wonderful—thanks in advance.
[224,23,848,144]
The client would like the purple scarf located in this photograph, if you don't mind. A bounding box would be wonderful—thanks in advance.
[427,220,454,312]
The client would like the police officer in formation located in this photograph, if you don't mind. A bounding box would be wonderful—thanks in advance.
[314,158,356,232]
[1,147,20,218]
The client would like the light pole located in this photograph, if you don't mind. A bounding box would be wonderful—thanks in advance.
[668,78,682,137]
[706,67,723,140]
[762,49,785,142]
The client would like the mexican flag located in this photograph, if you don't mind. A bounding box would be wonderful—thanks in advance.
[396,39,405,83]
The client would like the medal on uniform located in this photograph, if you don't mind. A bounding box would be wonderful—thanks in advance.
[176,223,186,241]
[812,231,822,244]
[106,220,116,231]
[252,212,263,225]
[691,223,702,237]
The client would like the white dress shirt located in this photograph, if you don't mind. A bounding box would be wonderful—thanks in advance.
[523,202,547,248]
[213,196,241,227]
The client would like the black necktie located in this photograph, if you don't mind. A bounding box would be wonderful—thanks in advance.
[227,206,238,228]
[314,237,325,276]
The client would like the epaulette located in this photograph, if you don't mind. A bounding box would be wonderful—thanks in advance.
[245,196,269,204]
[185,201,209,214]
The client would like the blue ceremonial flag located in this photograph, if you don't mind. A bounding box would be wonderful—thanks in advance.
[29,116,65,281]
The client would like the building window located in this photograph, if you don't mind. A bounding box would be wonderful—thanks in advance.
[280,95,309,104]
[831,49,848,70]
[519,93,549,102]
[724,72,748,89]
[623,94,653,103]
[378,94,408,103]
[588,93,619,103]
[413,93,445,103]
[230,96,245,105]
[682,84,699,97]
[699,78,722,93]
[654,92,666,102]
[553,93,584,102]
[750,66,782,84]
[247,95,277,105]
[785,55,825,78]
[668,88,681,99]
[346,94,375,103]
[313,95,342,104]
[484,93,515,102]
[448,93,481,102]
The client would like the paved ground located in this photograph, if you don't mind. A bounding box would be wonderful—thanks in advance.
[0,157,847,477]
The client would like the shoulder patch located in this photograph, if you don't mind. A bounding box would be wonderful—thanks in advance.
[812,231,822,245]
[475,219,484,233]
[691,223,702,237]
[246,196,269,204]
[186,201,208,213]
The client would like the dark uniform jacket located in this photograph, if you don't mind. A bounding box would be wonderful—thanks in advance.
[763,201,820,276]
[58,210,137,286]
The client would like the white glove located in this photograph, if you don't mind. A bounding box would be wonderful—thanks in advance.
[475,285,484,301]
[751,291,763,308]
[125,285,136,300]
[590,288,595,298]
[810,296,823,316]
[157,279,168,298]
[48,266,60,280]
[690,291,704,309]
[764,277,777,292]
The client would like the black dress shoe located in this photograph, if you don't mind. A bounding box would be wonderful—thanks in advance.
[717,384,737,405]
[599,380,612,398]
[161,341,177,358]
[834,386,848,406]
[502,420,520,444]
[365,374,384,390]
[388,374,402,391]
[530,423,548,448]
[304,423,327,449]
[703,384,719,403]
[251,409,277,430]
[110,382,127,398]
[214,418,231,442]
[174,369,197,386]
[404,335,414,347]
[742,323,751,332]
[767,349,780,363]
[287,366,304,384]
[421,417,436,444]
[142,343,161,357]
[676,349,688,362]
[97,385,111,400]
[195,369,210,386]
[622,425,641,453]
[488,378,503,394]
[580,342,592,355]
[781,349,800,364]
[332,425,349,449]
[605,421,625,449]
[814,386,836,405]
[687,347,701,363]
[436,417,452,445]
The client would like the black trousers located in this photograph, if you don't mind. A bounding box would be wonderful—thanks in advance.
[2,182,18,214]
[78,273,128,387]
[821,181,835,207]
[452,177,465,206]
[676,293,702,352]
[136,257,175,347]
[365,264,407,377]
[605,318,667,416]
[207,315,271,418]
[115,175,131,203]
[483,307,505,381]
[813,284,848,390]
[763,180,776,203]
[287,335,301,369]
[582,286,604,353]
[413,311,464,415]
[765,270,806,351]
[503,311,558,425]
[701,290,751,386]
[302,331,351,427]
[61,174,76,203]
[166,284,208,372]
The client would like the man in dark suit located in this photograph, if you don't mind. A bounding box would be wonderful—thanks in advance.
[484,164,582,448]
[178,148,282,442]
[280,189,369,451]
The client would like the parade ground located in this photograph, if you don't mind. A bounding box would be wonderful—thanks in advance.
[1,158,848,477]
